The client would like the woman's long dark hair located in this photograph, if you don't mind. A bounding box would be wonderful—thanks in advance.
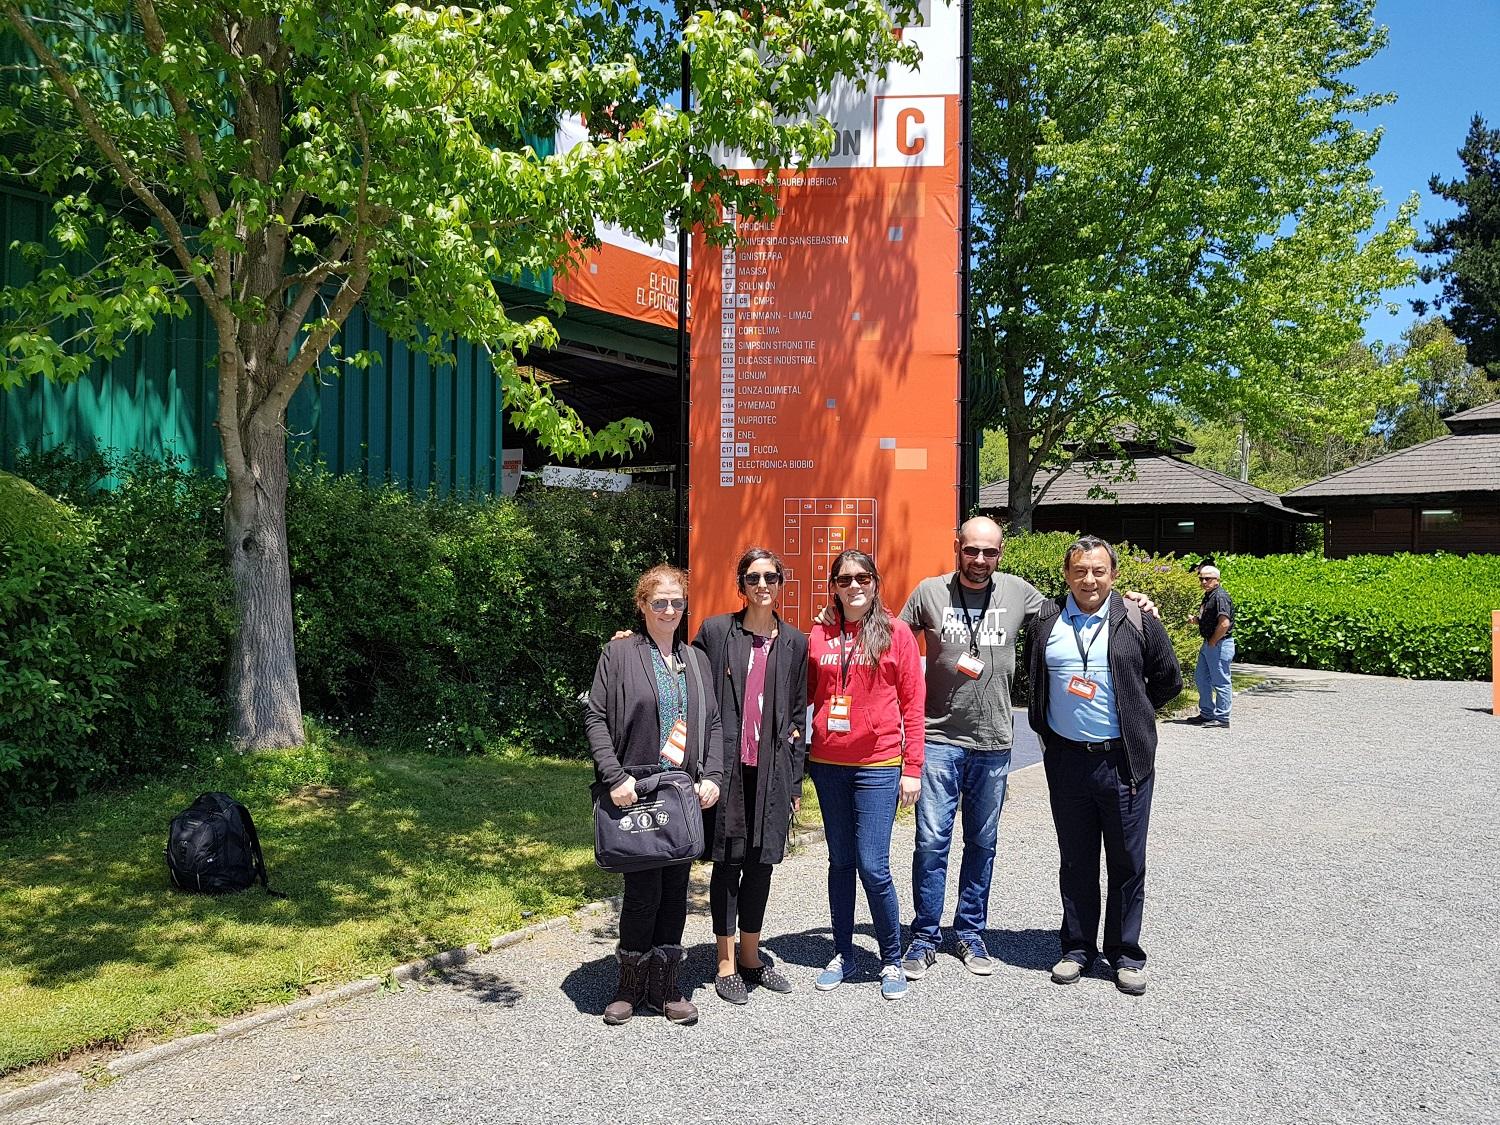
[829,549,892,665]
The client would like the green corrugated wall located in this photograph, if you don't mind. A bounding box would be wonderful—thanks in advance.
[0,183,518,495]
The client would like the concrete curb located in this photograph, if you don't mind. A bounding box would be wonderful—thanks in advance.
[0,895,624,1120]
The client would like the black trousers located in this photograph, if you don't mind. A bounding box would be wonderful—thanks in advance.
[709,764,775,938]
[1042,739,1153,969]
[710,847,774,938]
[619,861,691,953]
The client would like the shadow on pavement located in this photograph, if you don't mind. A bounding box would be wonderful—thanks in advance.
[979,927,1058,973]
[428,966,523,1008]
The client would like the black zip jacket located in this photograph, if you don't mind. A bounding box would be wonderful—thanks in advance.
[1025,591,1183,785]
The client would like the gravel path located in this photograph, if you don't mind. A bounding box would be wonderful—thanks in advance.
[13,673,1498,1125]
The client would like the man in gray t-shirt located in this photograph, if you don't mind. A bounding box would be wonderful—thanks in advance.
[898,517,1156,981]
[897,516,1044,979]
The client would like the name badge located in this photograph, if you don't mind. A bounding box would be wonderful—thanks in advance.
[828,694,853,733]
[1066,676,1098,701]
[956,652,985,680]
[660,718,688,767]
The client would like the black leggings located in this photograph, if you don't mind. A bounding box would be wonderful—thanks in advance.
[710,848,774,937]
[619,861,691,953]
[709,764,775,937]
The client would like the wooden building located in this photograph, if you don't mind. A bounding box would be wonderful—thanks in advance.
[1283,400,1500,558]
[978,436,1314,556]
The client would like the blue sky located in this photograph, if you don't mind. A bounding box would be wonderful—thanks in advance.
[1357,0,1500,348]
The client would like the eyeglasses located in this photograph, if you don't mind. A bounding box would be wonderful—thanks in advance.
[960,546,1001,560]
[648,598,687,612]
[833,573,874,588]
[743,572,783,587]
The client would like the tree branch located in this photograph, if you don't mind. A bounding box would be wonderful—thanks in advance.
[3,4,220,314]
[133,0,224,223]
[273,235,350,358]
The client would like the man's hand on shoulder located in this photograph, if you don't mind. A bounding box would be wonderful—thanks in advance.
[1122,590,1159,619]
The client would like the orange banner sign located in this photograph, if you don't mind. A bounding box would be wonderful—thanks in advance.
[688,6,963,630]
[552,116,688,329]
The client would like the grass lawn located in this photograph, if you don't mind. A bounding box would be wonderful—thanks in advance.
[0,728,624,1079]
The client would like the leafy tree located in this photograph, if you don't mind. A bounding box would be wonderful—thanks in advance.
[1414,114,1500,375]
[969,0,1417,530]
[977,427,1008,486]
[1379,317,1494,448]
[0,0,917,748]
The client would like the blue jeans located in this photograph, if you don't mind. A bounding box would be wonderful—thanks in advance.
[908,743,1010,950]
[1195,637,1235,720]
[810,762,903,967]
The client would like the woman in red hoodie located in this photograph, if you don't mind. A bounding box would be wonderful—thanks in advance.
[806,549,925,1000]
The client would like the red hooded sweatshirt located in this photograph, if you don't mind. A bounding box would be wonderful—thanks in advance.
[806,613,925,777]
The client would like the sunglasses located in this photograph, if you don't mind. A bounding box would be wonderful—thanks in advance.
[648,598,687,612]
[833,573,874,588]
[960,546,1001,559]
[743,572,783,587]
[1199,576,1218,583]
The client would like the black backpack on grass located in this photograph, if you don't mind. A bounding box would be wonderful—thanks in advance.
[166,791,277,895]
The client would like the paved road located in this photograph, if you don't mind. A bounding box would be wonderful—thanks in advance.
[14,673,1498,1124]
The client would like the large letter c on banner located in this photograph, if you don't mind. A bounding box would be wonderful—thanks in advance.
[896,108,926,156]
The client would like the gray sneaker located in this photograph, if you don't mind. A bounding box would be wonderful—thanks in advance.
[956,938,995,976]
[1050,958,1084,985]
[1115,965,1148,995]
[901,945,938,980]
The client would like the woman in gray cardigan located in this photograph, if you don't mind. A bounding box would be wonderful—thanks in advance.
[586,564,723,1026]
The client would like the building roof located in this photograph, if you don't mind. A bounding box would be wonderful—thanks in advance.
[1444,399,1500,435]
[1283,430,1500,502]
[979,453,1314,518]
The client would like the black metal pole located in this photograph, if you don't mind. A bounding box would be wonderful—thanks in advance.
[674,9,691,567]
[957,0,975,521]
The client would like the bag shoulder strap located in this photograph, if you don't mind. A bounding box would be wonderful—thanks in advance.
[688,651,709,780]
[1124,596,1143,639]
[233,802,286,898]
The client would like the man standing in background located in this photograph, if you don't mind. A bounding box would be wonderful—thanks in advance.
[1187,565,1235,729]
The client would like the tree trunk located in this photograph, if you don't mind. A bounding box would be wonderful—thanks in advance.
[1006,425,1036,533]
[224,420,305,749]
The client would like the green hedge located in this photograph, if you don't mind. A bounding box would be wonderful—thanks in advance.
[285,467,673,753]
[1000,531,1203,671]
[1220,552,1496,680]
[3,450,672,822]
[0,470,169,815]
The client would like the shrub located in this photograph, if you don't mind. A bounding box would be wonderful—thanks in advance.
[1001,530,1202,671]
[286,468,468,730]
[15,448,233,768]
[1221,552,1495,679]
[283,469,673,755]
[0,473,163,817]
[498,484,674,753]
[5,441,679,818]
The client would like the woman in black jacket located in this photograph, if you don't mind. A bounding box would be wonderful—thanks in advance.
[691,547,809,1005]
[586,564,723,1026]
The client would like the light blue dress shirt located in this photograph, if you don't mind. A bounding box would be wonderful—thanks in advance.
[1044,594,1121,742]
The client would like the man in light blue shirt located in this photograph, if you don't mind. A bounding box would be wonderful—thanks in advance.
[1025,536,1182,997]
[1044,596,1121,744]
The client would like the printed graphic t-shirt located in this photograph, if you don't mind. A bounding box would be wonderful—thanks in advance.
[900,572,1046,751]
